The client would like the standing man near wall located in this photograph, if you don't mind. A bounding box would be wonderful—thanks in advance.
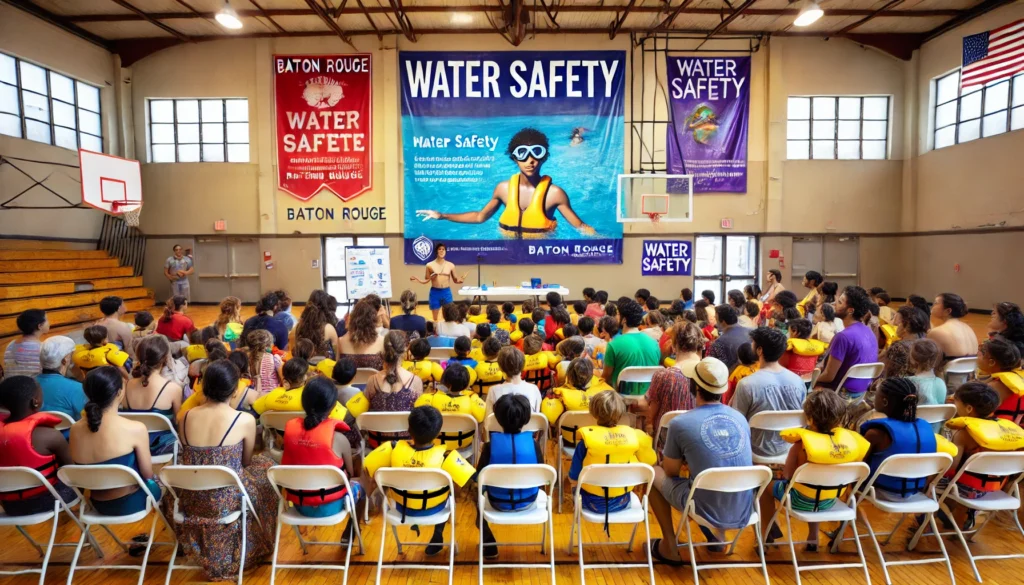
[164,245,194,301]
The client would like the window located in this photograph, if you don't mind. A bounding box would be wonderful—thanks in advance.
[323,236,386,319]
[786,96,890,160]
[933,70,1024,150]
[148,98,249,162]
[0,52,102,151]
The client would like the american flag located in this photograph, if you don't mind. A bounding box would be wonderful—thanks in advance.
[961,19,1024,90]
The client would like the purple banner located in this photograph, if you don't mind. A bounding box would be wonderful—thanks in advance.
[667,57,750,193]
[405,236,621,265]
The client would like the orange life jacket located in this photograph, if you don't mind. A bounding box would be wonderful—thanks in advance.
[281,418,352,506]
[0,412,63,500]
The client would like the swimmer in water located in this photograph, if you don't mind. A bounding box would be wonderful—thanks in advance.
[570,127,586,146]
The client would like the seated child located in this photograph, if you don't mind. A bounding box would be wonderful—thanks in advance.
[908,339,947,416]
[941,382,1024,527]
[73,325,130,380]
[281,376,364,522]
[634,288,651,308]
[862,378,957,502]
[572,301,586,325]
[364,405,476,555]
[247,329,282,395]
[725,343,760,405]
[486,305,512,344]
[184,329,208,363]
[546,307,572,344]
[253,358,345,420]
[404,338,443,387]
[977,337,1024,424]
[477,394,546,557]
[474,337,507,396]
[415,363,485,456]
[594,316,619,366]
[568,391,656,518]
[512,318,534,350]
[467,305,488,325]
[876,291,894,325]
[531,308,548,340]
[131,311,156,357]
[501,302,518,328]
[739,301,760,329]
[810,304,838,345]
[779,318,826,379]
[448,336,478,370]
[522,334,559,392]
[473,322,492,349]
[517,298,537,323]
[764,389,870,550]
[188,337,227,385]
[553,336,587,385]
[641,310,666,343]
[541,357,613,428]
[585,290,608,319]
[578,316,601,358]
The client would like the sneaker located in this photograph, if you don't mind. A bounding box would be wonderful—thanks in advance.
[483,544,498,559]
[425,527,446,557]
[699,525,724,553]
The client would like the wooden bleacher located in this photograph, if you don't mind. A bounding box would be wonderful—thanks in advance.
[0,239,153,341]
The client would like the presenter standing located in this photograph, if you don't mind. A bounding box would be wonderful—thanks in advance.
[410,243,467,321]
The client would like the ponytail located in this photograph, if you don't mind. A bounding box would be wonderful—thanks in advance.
[131,335,170,387]
[84,402,104,432]
[82,366,123,433]
[382,330,407,385]
[162,295,187,323]
[301,378,336,431]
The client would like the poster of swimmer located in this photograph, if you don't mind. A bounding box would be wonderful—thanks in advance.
[666,56,750,193]
[400,51,624,265]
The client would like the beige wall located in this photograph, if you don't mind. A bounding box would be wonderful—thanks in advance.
[0,4,119,239]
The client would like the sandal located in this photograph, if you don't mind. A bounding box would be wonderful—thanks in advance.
[649,538,685,567]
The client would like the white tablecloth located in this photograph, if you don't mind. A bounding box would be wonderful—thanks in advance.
[457,286,570,298]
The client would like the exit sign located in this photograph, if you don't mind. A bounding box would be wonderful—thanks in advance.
[721,218,733,229]
[214,220,227,231]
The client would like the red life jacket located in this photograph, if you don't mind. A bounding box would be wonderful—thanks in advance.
[995,393,1024,425]
[0,412,63,500]
[281,418,352,506]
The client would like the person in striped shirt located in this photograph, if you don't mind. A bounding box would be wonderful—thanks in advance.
[3,309,49,378]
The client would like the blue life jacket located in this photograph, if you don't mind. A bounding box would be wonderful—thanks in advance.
[860,418,937,496]
[487,432,540,511]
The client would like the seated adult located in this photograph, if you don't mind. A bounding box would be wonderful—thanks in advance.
[649,357,754,563]
[893,305,930,342]
[155,295,196,345]
[641,322,703,432]
[0,375,76,516]
[796,270,823,316]
[36,336,87,421]
[731,327,807,460]
[272,290,296,332]
[172,360,277,581]
[365,331,423,413]
[296,289,341,359]
[3,309,48,378]
[95,295,136,360]
[241,291,290,351]
[122,335,183,456]
[988,302,1024,356]
[69,367,161,516]
[214,296,243,343]
[708,305,752,372]
[390,290,428,339]
[339,300,386,369]
[602,299,661,395]
[927,292,977,360]
[759,269,785,305]
[815,286,878,400]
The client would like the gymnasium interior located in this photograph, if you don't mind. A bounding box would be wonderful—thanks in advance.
[1,0,1024,584]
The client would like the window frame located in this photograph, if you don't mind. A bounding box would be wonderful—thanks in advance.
[0,51,103,151]
[146,97,250,163]
[786,95,891,160]
[932,69,1023,150]
[322,236,387,318]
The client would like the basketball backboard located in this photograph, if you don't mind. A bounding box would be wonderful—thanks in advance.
[80,149,142,216]
[617,173,693,223]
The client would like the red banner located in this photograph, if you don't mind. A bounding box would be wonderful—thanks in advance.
[274,54,372,202]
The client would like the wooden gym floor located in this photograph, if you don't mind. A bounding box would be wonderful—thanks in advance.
[3,306,1014,585]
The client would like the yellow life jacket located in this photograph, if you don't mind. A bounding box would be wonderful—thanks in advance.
[936,434,959,457]
[555,327,565,341]
[787,338,827,357]
[578,425,657,498]
[498,174,557,238]
[403,359,443,384]
[413,392,485,450]
[796,289,817,317]
[179,380,252,419]
[496,321,512,332]
[991,370,1024,397]
[946,417,1024,451]
[880,324,899,348]
[72,343,129,370]
[510,330,524,343]
[224,322,243,342]
[468,347,486,363]
[474,360,506,394]
[252,386,348,420]
[729,363,759,384]
[316,358,337,378]
[780,427,871,501]
[663,356,676,367]
[524,351,559,372]
[309,359,370,417]
[363,440,476,514]
[185,344,207,363]
[540,398,565,425]
[468,313,488,325]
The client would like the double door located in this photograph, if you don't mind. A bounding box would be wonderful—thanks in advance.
[693,235,758,304]
[193,237,261,303]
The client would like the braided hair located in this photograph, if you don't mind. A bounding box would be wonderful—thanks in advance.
[878,377,919,422]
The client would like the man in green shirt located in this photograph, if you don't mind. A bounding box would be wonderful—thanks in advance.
[602,299,662,395]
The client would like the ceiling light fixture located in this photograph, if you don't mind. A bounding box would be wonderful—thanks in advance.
[794,0,824,27]
[451,12,475,25]
[215,0,243,30]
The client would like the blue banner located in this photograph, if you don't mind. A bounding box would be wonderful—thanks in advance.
[641,240,692,276]
[401,51,625,265]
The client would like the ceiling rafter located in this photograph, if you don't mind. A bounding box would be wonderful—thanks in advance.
[302,0,356,49]
[836,0,904,35]
[109,0,191,41]
[248,0,288,33]
[609,0,636,39]
[388,0,416,42]
[694,0,757,50]
[353,0,382,39]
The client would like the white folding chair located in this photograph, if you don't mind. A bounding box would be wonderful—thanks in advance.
[428,347,455,362]
[374,468,457,585]
[674,466,774,585]
[120,412,180,465]
[159,465,265,585]
[482,412,549,447]
[653,410,687,456]
[352,368,379,386]
[835,453,955,585]
[763,462,872,585]
[477,464,557,584]
[615,366,663,403]
[266,465,364,585]
[43,411,76,432]
[553,410,597,513]
[908,451,1024,582]
[809,367,822,388]
[356,411,412,458]
[57,464,174,585]
[259,411,304,463]
[439,412,480,463]
[747,410,807,466]
[835,362,884,397]
[0,467,102,585]
[568,463,655,585]
[943,356,978,386]
[917,404,957,426]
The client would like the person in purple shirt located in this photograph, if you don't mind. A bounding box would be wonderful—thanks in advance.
[815,285,877,399]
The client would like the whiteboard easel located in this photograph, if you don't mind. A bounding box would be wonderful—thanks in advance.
[344,246,393,311]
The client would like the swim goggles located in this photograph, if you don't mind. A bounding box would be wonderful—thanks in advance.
[511,144,547,161]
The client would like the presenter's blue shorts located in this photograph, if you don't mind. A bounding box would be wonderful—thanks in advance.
[429,287,454,310]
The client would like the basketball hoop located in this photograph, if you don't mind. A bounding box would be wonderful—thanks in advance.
[112,201,142,227]
[646,212,663,224]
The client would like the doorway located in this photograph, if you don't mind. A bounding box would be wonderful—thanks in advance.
[693,235,759,305]
[193,237,261,303]
[790,236,860,292]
